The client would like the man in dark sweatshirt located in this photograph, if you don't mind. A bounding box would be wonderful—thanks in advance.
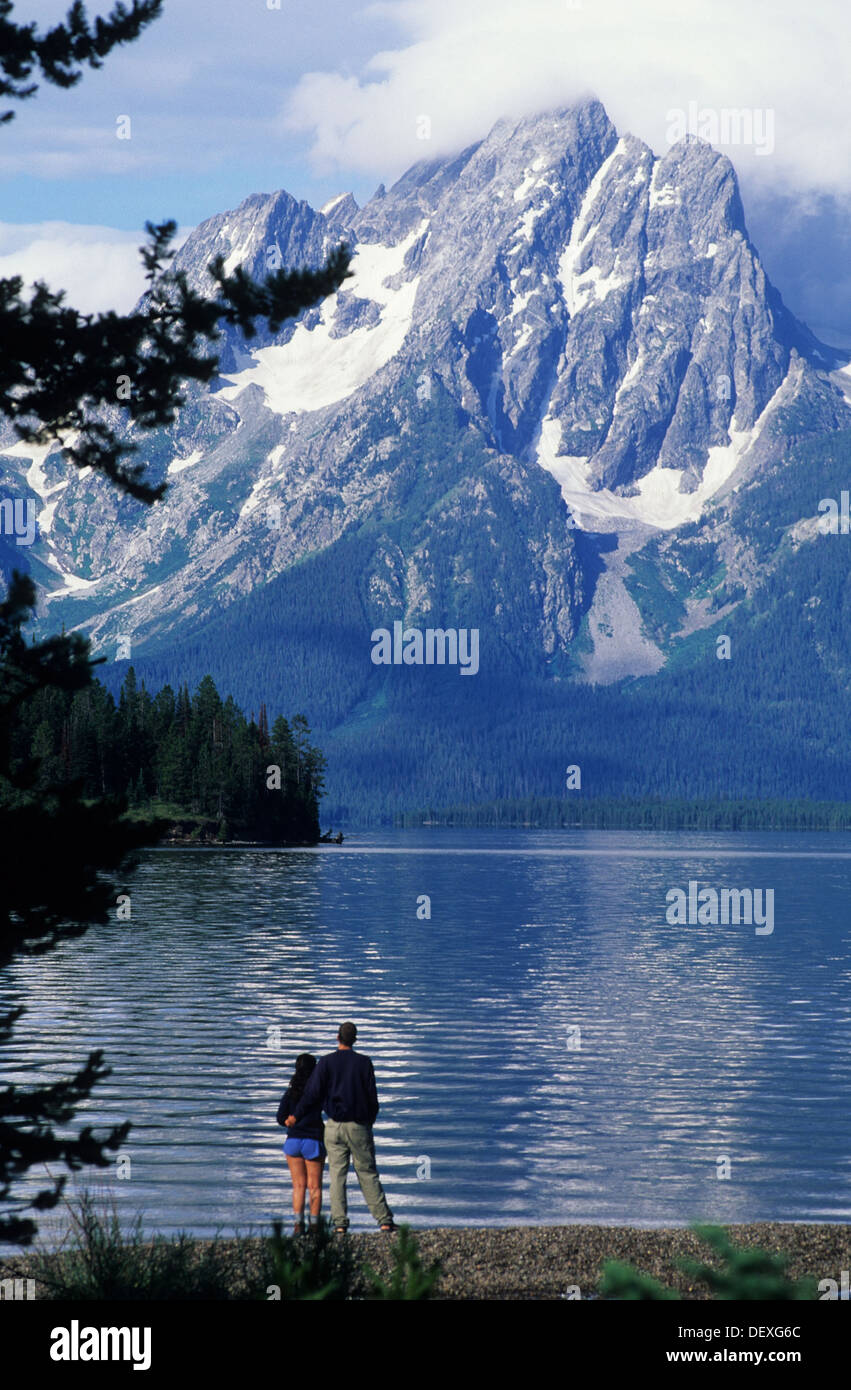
[286,1021,395,1232]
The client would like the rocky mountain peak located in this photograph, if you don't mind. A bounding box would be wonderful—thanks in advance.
[3,99,846,695]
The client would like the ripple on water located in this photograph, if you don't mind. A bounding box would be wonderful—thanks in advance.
[2,831,851,1245]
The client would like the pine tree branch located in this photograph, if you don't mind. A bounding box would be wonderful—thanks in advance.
[0,1,163,122]
[2,223,352,502]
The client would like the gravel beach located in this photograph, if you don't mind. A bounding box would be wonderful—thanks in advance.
[349,1223,851,1300]
[4,1223,849,1301]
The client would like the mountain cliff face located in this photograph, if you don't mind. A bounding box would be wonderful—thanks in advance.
[3,98,851,814]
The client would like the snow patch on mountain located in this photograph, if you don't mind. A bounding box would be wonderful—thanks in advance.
[2,438,56,492]
[238,445,287,520]
[512,204,549,247]
[14,439,56,493]
[536,366,791,531]
[320,193,349,216]
[649,167,680,210]
[834,360,851,408]
[571,260,627,311]
[167,449,204,477]
[559,139,625,316]
[509,284,534,318]
[513,172,537,203]
[46,563,96,596]
[223,235,254,277]
[218,221,427,416]
[36,486,70,534]
[1,438,73,535]
[512,154,551,204]
[66,582,163,630]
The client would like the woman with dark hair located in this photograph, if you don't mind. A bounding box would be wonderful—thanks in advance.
[276,1053,326,1233]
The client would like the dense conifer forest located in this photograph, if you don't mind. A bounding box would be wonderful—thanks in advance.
[79,427,851,827]
[7,666,325,844]
[399,797,851,831]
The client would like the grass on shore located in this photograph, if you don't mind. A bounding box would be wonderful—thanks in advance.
[2,1192,846,1301]
[0,1191,439,1301]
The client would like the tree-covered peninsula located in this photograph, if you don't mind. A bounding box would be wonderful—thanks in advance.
[8,665,325,845]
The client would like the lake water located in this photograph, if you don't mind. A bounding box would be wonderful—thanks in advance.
[3,829,851,1246]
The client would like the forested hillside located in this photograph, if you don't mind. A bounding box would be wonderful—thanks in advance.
[88,422,851,827]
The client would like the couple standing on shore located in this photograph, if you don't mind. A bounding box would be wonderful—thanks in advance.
[276,1021,396,1234]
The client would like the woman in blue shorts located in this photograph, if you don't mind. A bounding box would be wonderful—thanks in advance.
[276,1053,326,1233]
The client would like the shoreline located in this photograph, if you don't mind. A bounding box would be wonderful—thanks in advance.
[125,810,851,845]
[370,1221,851,1299]
[156,839,326,849]
[5,1222,849,1301]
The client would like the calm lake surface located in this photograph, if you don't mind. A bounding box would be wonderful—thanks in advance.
[3,829,851,1245]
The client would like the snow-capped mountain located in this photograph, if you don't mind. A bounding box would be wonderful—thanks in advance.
[3,97,851,813]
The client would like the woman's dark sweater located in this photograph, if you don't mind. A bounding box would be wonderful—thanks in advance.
[276,1085,325,1142]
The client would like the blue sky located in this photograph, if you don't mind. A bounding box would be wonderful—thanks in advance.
[3,0,392,224]
[3,0,850,344]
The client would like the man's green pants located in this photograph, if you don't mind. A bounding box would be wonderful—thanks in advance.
[324,1119,393,1229]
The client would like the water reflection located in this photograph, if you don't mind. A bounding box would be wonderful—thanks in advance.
[1,831,850,1245]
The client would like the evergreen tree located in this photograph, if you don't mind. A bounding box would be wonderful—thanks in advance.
[0,0,350,1244]
[0,573,155,1244]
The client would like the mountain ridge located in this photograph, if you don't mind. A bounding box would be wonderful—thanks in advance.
[3,97,851,817]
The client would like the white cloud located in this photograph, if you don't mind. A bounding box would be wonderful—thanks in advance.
[0,0,383,184]
[285,0,851,197]
[5,0,847,331]
[0,223,192,314]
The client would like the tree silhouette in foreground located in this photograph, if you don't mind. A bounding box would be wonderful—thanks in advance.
[0,0,351,1242]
